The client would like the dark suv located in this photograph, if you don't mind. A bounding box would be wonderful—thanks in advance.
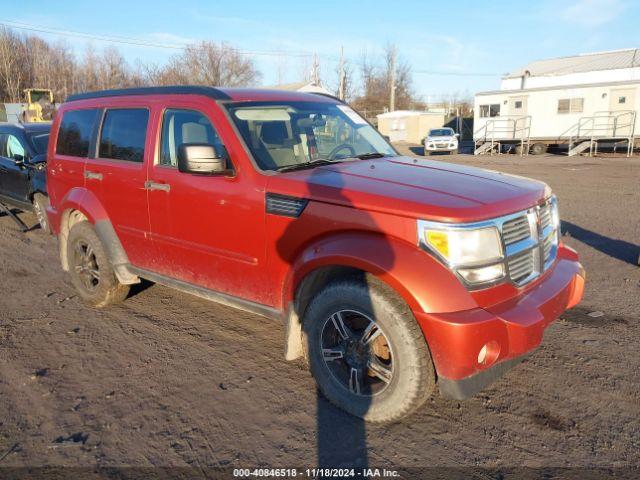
[46,87,584,422]
[0,122,51,231]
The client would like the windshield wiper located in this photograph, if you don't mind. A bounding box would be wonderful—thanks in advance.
[352,152,388,160]
[276,158,337,173]
[276,152,390,173]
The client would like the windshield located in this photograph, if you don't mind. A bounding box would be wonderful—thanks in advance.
[28,132,50,155]
[429,128,454,137]
[225,101,396,171]
[28,90,52,104]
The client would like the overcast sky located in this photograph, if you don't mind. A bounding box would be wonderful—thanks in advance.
[5,0,639,100]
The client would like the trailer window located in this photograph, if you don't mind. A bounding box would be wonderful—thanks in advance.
[558,98,584,114]
[479,104,500,118]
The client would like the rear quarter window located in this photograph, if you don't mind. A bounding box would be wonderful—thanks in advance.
[56,109,100,157]
[98,109,149,163]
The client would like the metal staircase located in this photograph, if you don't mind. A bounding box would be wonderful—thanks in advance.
[567,141,592,157]
[474,142,496,155]
[474,116,531,156]
[566,110,636,157]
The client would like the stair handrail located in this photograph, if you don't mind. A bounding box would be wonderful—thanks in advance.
[474,115,531,155]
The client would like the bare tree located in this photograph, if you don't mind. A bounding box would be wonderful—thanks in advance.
[154,41,260,87]
[351,44,419,113]
[0,27,25,102]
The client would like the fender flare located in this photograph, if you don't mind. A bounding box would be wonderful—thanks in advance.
[281,232,477,360]
[56,187,139,284]
[282,231,476,315]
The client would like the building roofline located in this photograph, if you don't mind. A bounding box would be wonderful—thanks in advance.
[475,78,640,96]
[503,48,640,79]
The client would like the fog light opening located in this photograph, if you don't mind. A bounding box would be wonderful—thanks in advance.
[477,341,500,367]
[477,345,488,364]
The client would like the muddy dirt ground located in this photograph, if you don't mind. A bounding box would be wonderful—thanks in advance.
[0,148,638,478]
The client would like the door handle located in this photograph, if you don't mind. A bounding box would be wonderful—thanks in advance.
[84,170,103,181]
[144,180,170,192]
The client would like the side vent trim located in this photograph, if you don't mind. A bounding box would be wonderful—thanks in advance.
[266,193,308,218]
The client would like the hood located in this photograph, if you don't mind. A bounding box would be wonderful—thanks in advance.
[266,156,547,222]
[428,135,455,140]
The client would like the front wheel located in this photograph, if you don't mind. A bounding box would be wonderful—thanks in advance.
[67,221,130,308]
[303,277,435,423]
[32,193,50,234]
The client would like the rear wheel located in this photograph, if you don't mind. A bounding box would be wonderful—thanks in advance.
[303,277,435,423]
[67,221,129,307]
[531,143,548,155]
[32,193,50,233]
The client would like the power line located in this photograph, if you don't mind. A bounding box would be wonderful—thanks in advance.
[1,19,503,77]
[413,69,501,77]
[0,20,313,58]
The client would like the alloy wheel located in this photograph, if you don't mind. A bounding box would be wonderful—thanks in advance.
[72,240,101,291]
[320,309,394,397]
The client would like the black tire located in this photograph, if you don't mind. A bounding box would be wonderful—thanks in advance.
[32,193,50,234]
[303,276,435,423]
[531,143,547,155]
[67,221,129,308]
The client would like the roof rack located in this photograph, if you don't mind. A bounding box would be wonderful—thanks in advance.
[66,86,231,102]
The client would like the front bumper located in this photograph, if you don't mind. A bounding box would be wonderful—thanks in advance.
[413,247,585,399]
[425,144,457,152]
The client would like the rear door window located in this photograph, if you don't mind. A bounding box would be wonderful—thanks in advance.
[56,109,100,157]
[98,109,149,163]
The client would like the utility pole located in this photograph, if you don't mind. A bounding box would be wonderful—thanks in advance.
[389,46,396,112]
[338,45,345,101]
[311,53,320,86]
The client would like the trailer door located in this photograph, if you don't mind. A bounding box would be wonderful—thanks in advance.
[509,96,528,117]
[609,88,636,136]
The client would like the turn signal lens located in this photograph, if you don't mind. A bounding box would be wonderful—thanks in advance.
[426,231,449,258]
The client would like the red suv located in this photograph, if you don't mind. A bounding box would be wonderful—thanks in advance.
[46,87,584,422]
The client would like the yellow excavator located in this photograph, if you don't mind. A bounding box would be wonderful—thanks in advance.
[22,88,55,122]
[0,88,55,123]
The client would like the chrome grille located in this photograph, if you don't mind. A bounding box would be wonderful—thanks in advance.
[499,196,559,287]
[539,203,552,230]
[543,232,554,259]
[507,250,537,284]
[502,215,531,244]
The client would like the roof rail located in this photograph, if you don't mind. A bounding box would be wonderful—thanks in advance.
[66,86,232,102]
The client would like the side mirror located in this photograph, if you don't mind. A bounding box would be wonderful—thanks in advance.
[177,143,228,175]
[382,135,391,142]
[454,133,460,138]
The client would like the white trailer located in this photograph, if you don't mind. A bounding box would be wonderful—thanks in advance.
[474,49,640,156]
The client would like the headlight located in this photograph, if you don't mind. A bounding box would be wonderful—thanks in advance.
[417,220,505,286]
